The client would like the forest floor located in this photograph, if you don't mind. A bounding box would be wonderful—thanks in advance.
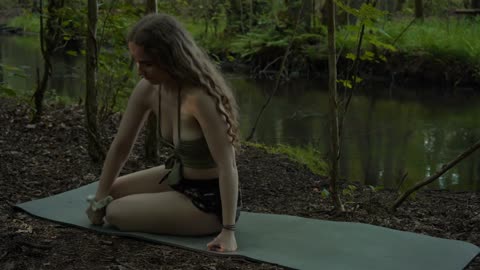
[0,97,479,270]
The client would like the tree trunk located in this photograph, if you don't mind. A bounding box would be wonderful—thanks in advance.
[0,50,3,83]
[326,0,345,213]
[32,0,48,122]
[225,0,244,34]
[395,0,406,12]
[473,0,480,8]
[85,0,105,162]
[32,0,64,122]
[144,0,159,162]
[415,0,423,20]
[146,0,157,13]
[249,0,253,30]
[284,0,307,29]
[302,0,312,31]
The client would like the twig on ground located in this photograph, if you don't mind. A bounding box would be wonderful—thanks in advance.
[18,241,53,250]
[395,171,408,193]
[113,258,136,270]
[0,251,8,261]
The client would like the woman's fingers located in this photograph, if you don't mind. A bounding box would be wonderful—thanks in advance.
[207,244,223,252]
[85,207,105,225]
[207,238,222,252]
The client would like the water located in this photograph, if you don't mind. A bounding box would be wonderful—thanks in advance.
[1,35,479,191]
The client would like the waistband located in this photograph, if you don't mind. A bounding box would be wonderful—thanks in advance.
[179,177,219,187]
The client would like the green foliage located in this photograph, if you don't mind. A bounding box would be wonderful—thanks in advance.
[367,185,384,192]
[403,0,466,16]
[55,0,87,42]
[0,64,27,97]
[0,84,17,97]
[321,188,330,199]
[245,141,328,176]
[293,33,324,45]
[45,88,76,105]
[229,29,288,58]
[338,76,362,89]
[0,66,37,105]
[336,2,398,89]
[342,184,357,200]
[93,2,141,118]
[336,0,387,27]
[157,0,190,16]
[337,4,397,58]
[6,10,40,33]
[303,42,329,61]
[97,48,137,118]
[0,63,25,75]
[3,0,479,112]
[0,0,15,9]
[473,65,480,81]
[6,1,140,116]
[382,17,480,65]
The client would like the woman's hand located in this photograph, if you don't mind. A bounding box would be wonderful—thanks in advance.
[85,206,106,225]
[207,229,237,252]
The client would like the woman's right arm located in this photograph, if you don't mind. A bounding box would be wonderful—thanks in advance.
[94,80,152,200]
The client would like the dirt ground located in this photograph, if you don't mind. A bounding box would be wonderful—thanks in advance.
[1,97,479,270]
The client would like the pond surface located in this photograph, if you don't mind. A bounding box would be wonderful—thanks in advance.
[1,35,479,191]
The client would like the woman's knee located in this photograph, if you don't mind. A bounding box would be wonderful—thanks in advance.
[109,180,123,199]
[104,199,124,229]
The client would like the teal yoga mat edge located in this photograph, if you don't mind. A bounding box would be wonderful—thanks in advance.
[14,183,480,270]
[13,203,291,269]
[15,202,480,270]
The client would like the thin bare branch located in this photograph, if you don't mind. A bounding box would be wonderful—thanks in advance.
[246,2,305,141]
[391,139,480,211]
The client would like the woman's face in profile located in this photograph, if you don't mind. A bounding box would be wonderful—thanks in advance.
[128,42,171,85]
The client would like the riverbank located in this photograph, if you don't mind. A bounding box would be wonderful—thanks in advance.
[218,50,480,89]
[0,98,478,269]
[204,17,480,88]
[3,11,480,89]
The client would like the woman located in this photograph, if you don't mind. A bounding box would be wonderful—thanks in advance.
[85,13,241,252]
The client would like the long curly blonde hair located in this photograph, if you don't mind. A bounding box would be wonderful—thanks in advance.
[127,13,240,150]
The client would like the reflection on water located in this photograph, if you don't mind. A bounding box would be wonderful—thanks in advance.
[232,77,480,192]
[2,35,479,191]
[0,35,85,99]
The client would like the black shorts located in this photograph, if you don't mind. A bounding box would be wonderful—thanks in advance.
[170,178,241,222]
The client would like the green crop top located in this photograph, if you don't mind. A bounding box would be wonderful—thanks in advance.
[158,87,217,186]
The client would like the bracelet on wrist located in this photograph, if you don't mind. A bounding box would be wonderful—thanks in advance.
[222,224,236,231]
[87,195,113,211]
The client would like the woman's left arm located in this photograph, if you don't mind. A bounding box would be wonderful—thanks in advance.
[188,92,239,252]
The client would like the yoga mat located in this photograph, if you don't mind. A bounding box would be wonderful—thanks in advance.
[16,182,479,270]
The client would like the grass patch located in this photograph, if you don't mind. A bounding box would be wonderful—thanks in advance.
[337,17,480,66]
[245,141,328,176]
[383,17,480,64]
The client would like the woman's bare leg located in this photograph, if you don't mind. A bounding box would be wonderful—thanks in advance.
[109,165,172,199]
[105,191,222,235]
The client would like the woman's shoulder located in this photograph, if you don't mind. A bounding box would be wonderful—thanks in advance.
[127,79,157,109]
[135,78,157,93]
[183,86,215,111]
[130,79,158,100]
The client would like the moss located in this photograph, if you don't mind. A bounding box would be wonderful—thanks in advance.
[244,141,328,176]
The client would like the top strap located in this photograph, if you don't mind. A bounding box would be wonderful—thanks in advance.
[176,86,181,145]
